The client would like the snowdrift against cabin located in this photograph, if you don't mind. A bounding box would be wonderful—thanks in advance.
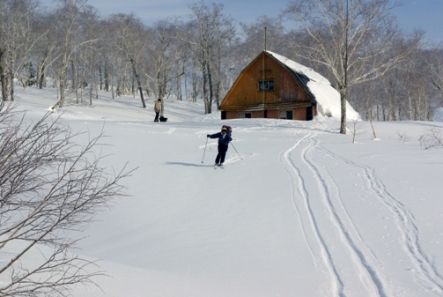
[266,51,360,120]
[219,51,359,121]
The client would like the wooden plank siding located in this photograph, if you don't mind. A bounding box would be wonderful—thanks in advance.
[219,51,317,121]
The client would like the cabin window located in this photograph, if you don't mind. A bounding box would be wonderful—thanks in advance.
[258,80,274,91]
[239,112,252,119]
[280,111,293,120]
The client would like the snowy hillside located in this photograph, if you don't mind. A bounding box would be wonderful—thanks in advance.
[5,86,443,297]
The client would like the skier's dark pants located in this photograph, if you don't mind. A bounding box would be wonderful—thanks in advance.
[216,144,228,164]
[154,112,159,122]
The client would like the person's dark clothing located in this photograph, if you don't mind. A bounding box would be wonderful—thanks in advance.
[208,131,232,165]
[208,132,232,145]
[154,99,161,122]
[216,144,228,164]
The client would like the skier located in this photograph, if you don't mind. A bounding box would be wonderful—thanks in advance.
[207,126,232,168]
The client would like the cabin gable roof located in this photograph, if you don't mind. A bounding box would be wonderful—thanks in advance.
[219,51,351,119]
[220,51,321,111]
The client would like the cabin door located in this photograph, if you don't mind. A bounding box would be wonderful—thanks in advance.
[306,107,313,120]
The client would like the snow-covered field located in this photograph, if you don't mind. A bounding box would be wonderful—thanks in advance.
[6,86,443,296]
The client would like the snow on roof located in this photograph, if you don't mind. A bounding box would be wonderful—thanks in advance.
[266,51,360,120]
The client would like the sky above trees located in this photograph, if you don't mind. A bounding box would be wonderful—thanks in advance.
[39,0,443,43]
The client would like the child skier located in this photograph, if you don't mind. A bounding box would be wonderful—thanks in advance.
[207,126,232,168]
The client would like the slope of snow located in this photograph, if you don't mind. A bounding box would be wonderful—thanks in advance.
[4,86,443,297]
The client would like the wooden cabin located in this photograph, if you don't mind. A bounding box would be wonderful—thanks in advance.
[220,51,334,121]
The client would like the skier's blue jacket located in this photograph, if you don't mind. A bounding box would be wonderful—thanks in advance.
[208,132,232,145]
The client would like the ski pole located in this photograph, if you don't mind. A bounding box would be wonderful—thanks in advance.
[230,142,242,160]
[201,136,209,163]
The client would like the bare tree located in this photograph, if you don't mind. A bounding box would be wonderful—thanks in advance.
[187,0,236,114]
[419,128,443,149]
[211,15,237,108]
[171,30,190,101]
[349,119,364,143]
[284,0,421,133]
[145,21,176,100]
[98,17,126,98]
[50,0,99,109]
[397,130,410,143]
[110,13,148,108]
[0,0,44,101]
[0,103,133,296]
[394,51,437,121]
[0,1,14,100]
[96,19,115,96]
[427,47,443,107]
[78,6,101,105]
[239,16,289,58]
[0,0,7,100]
[32,9,58,90]
[178,21,202,103]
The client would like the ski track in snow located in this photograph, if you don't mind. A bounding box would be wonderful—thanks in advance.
[281,128,346,297]
[282,123,391,297]
[303,135,386,297]
[282,122,443,297]
[317,145,443,296]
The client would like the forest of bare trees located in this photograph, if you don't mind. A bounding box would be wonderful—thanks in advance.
[1,0,442,121]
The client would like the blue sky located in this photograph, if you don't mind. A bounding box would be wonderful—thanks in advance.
[40,0,443,43]
[393,0,443,43]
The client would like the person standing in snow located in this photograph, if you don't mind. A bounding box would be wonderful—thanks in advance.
[207,126,232,167]
[154,98,161,122]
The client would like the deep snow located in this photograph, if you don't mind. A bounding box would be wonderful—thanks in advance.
[4,86,443,297]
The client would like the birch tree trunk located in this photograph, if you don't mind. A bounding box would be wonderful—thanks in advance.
[131,58,146,108]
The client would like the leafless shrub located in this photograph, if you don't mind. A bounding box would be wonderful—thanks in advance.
[418,128,443,149]
[0,102,134,296]
[348,119,364,144]
[397,131,411,143]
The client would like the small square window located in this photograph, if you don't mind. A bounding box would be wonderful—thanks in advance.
[259,80,274,91]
